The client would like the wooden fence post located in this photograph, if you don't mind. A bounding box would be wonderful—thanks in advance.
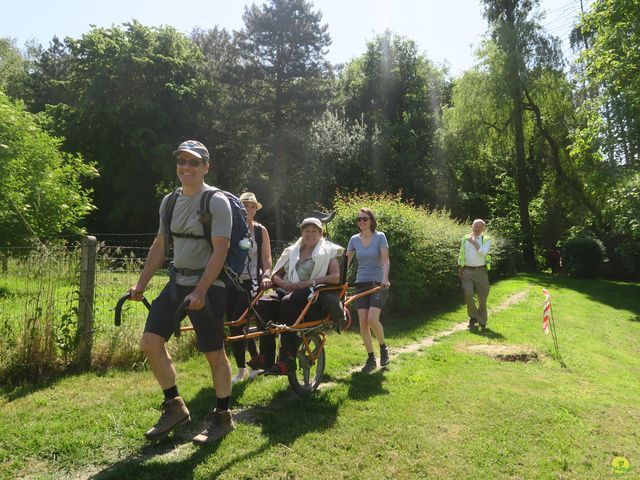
[76,235,97,369]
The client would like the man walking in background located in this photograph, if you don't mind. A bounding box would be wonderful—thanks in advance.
[458,219,491,331]
[129,140,234,444]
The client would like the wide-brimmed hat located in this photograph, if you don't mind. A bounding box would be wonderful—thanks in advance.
[299,217,322,230]
[239,192,262,210]
[173,140,210,162]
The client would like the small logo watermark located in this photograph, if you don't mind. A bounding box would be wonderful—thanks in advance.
[611,456,631,475]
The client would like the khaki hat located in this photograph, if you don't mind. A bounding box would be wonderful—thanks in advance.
[299,217,322,230]
[239,192,262,210]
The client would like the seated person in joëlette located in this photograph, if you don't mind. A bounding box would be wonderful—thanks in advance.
[249,217,343,375]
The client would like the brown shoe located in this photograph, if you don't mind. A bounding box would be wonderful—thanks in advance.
[193,410,235,445]
[144,396,190,441]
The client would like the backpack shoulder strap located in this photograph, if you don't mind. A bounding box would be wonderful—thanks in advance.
[199,188,217,250]
[253,222,264,275]
[163,189,182,259]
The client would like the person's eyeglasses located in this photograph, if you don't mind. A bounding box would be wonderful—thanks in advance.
[176,157,204,167]
[356,217,370,222]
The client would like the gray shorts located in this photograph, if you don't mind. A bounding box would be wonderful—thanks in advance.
[354,284,388,310]
[144,283,226,352]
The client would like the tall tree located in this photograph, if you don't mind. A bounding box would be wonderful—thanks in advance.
[336,32,447,207]
[0,37,27,99]
[482,0,561,269]
[237,0,332,239]
[49,22,209,233]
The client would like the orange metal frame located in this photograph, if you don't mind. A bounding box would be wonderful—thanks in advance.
[179,284,383,342]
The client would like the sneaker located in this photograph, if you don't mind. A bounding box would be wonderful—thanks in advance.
[247,354,266,370]
[193,410,235,445]
[264,360,291,376]
[380,347,390,367]
[468,317,478,329]
[248,368,263,379]
[360,356,377,374]
[144,396,190,441]
[231,367,248,384]
[479,324,487,333]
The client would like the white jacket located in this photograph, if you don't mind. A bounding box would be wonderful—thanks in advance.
[273,237,344,283]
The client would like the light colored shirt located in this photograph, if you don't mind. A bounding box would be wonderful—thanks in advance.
[462,235,491,267]
[158,186,232,286]
[240,225,259,281]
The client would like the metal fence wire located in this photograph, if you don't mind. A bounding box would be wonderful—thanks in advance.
[0,234,296,380]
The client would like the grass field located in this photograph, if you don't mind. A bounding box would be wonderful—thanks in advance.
[1,274,639,479]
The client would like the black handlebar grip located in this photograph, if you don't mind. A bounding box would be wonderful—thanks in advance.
[114,292,151,326]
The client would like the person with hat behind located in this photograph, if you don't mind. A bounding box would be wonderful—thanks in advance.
[128,140,235,444]
[227,192,273,383]
[251,217,343,375]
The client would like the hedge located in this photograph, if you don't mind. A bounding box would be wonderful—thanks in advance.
[328,193,514,313]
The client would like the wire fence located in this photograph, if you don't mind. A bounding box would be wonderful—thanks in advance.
[0,234,296,383]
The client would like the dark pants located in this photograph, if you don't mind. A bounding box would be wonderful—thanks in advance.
[255,288,326,364]
[144,283,226,352]
[226,279,258,368]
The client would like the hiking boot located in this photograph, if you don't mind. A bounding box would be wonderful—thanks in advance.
[231,367,248,384]
[264,360,291,376]
[380,347,390,367]
[360,356,377,374]
[468,317,478,329]
[247,353,266,370]
[144,396,190,441]
[193,410,235,445]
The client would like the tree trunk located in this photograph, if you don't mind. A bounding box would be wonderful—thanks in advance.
[512,89,537,269]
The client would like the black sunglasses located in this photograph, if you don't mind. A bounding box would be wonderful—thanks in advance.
[176,157,204,167]
[356,216,370,222]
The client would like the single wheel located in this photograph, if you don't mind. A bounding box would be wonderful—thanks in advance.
[288,331,326,396]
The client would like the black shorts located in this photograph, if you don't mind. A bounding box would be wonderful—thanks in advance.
[354,284,389,310]
[144,283,226,352]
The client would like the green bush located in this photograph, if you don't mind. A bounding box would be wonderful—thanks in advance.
[562,235,605,278]
[328,193,512,312]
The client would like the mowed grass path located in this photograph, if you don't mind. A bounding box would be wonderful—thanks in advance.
[1,275,639,479]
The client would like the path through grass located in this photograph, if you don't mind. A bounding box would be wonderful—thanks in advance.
[1,274,639,479]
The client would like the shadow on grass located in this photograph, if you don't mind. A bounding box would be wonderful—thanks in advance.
[469,327,506,341]
[347,369,389,400]
[0,369,88,402]
[91,385,340,479]
[541,274,640,316]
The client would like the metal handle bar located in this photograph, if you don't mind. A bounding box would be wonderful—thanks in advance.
[114,292,151,326]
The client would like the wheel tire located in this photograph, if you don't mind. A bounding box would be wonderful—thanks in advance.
[288,331,325,396]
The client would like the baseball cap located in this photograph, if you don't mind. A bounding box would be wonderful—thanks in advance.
[299,217,322,229]
[173,140,210,162]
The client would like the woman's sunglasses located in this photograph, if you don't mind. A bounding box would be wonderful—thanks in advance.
[176,157,204,167]
[356,217,370,222]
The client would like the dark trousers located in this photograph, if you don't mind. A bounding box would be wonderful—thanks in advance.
[226,279,259,367]
[255,288,326,364]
